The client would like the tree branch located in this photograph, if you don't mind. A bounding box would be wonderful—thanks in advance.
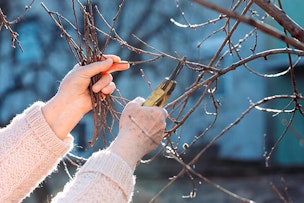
[191,0,304,50]
[253,0,304,43]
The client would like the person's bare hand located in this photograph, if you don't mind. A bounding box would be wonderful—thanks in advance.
[42,55,129,141]
[57,55,129,114]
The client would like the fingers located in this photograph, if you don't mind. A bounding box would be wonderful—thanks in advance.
[101,82,116,95]
[160,107,168,118]
[75,54,128,95]
[92,73,115,94]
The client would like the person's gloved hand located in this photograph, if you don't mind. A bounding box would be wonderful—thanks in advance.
[42,55,129,141]
[108,97,168,170]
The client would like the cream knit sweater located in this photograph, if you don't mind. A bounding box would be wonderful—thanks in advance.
[0,102,135,203]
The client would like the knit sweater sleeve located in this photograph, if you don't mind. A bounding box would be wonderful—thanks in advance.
[52,150,136,203]
[0,102,73,203]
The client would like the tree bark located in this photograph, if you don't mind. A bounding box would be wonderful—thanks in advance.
[253,0,304,43]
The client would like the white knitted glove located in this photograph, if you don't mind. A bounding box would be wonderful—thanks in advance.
[108,97,167,169]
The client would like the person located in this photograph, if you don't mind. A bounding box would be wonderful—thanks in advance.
[0,55,168,202]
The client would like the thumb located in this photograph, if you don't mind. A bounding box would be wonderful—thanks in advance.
[130,97,146,105]
[82,58,114,78]
[105,63,130,74]
[99,54,130,74]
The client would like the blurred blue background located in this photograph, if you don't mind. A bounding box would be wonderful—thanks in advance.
[1,0,304,202]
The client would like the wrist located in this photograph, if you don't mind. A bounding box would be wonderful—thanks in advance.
[42,94,87,141]
[108,136,142,170]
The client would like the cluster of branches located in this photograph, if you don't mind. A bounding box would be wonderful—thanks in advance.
[4,0,304,202]
[42,0,304,202]
[41,0,131,148]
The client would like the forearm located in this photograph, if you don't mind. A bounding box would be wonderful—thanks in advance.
[42,93,90,141]
[52,150,135,203]
[0,102,73,202]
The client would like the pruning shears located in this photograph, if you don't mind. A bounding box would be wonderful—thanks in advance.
[143,57,187,107]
